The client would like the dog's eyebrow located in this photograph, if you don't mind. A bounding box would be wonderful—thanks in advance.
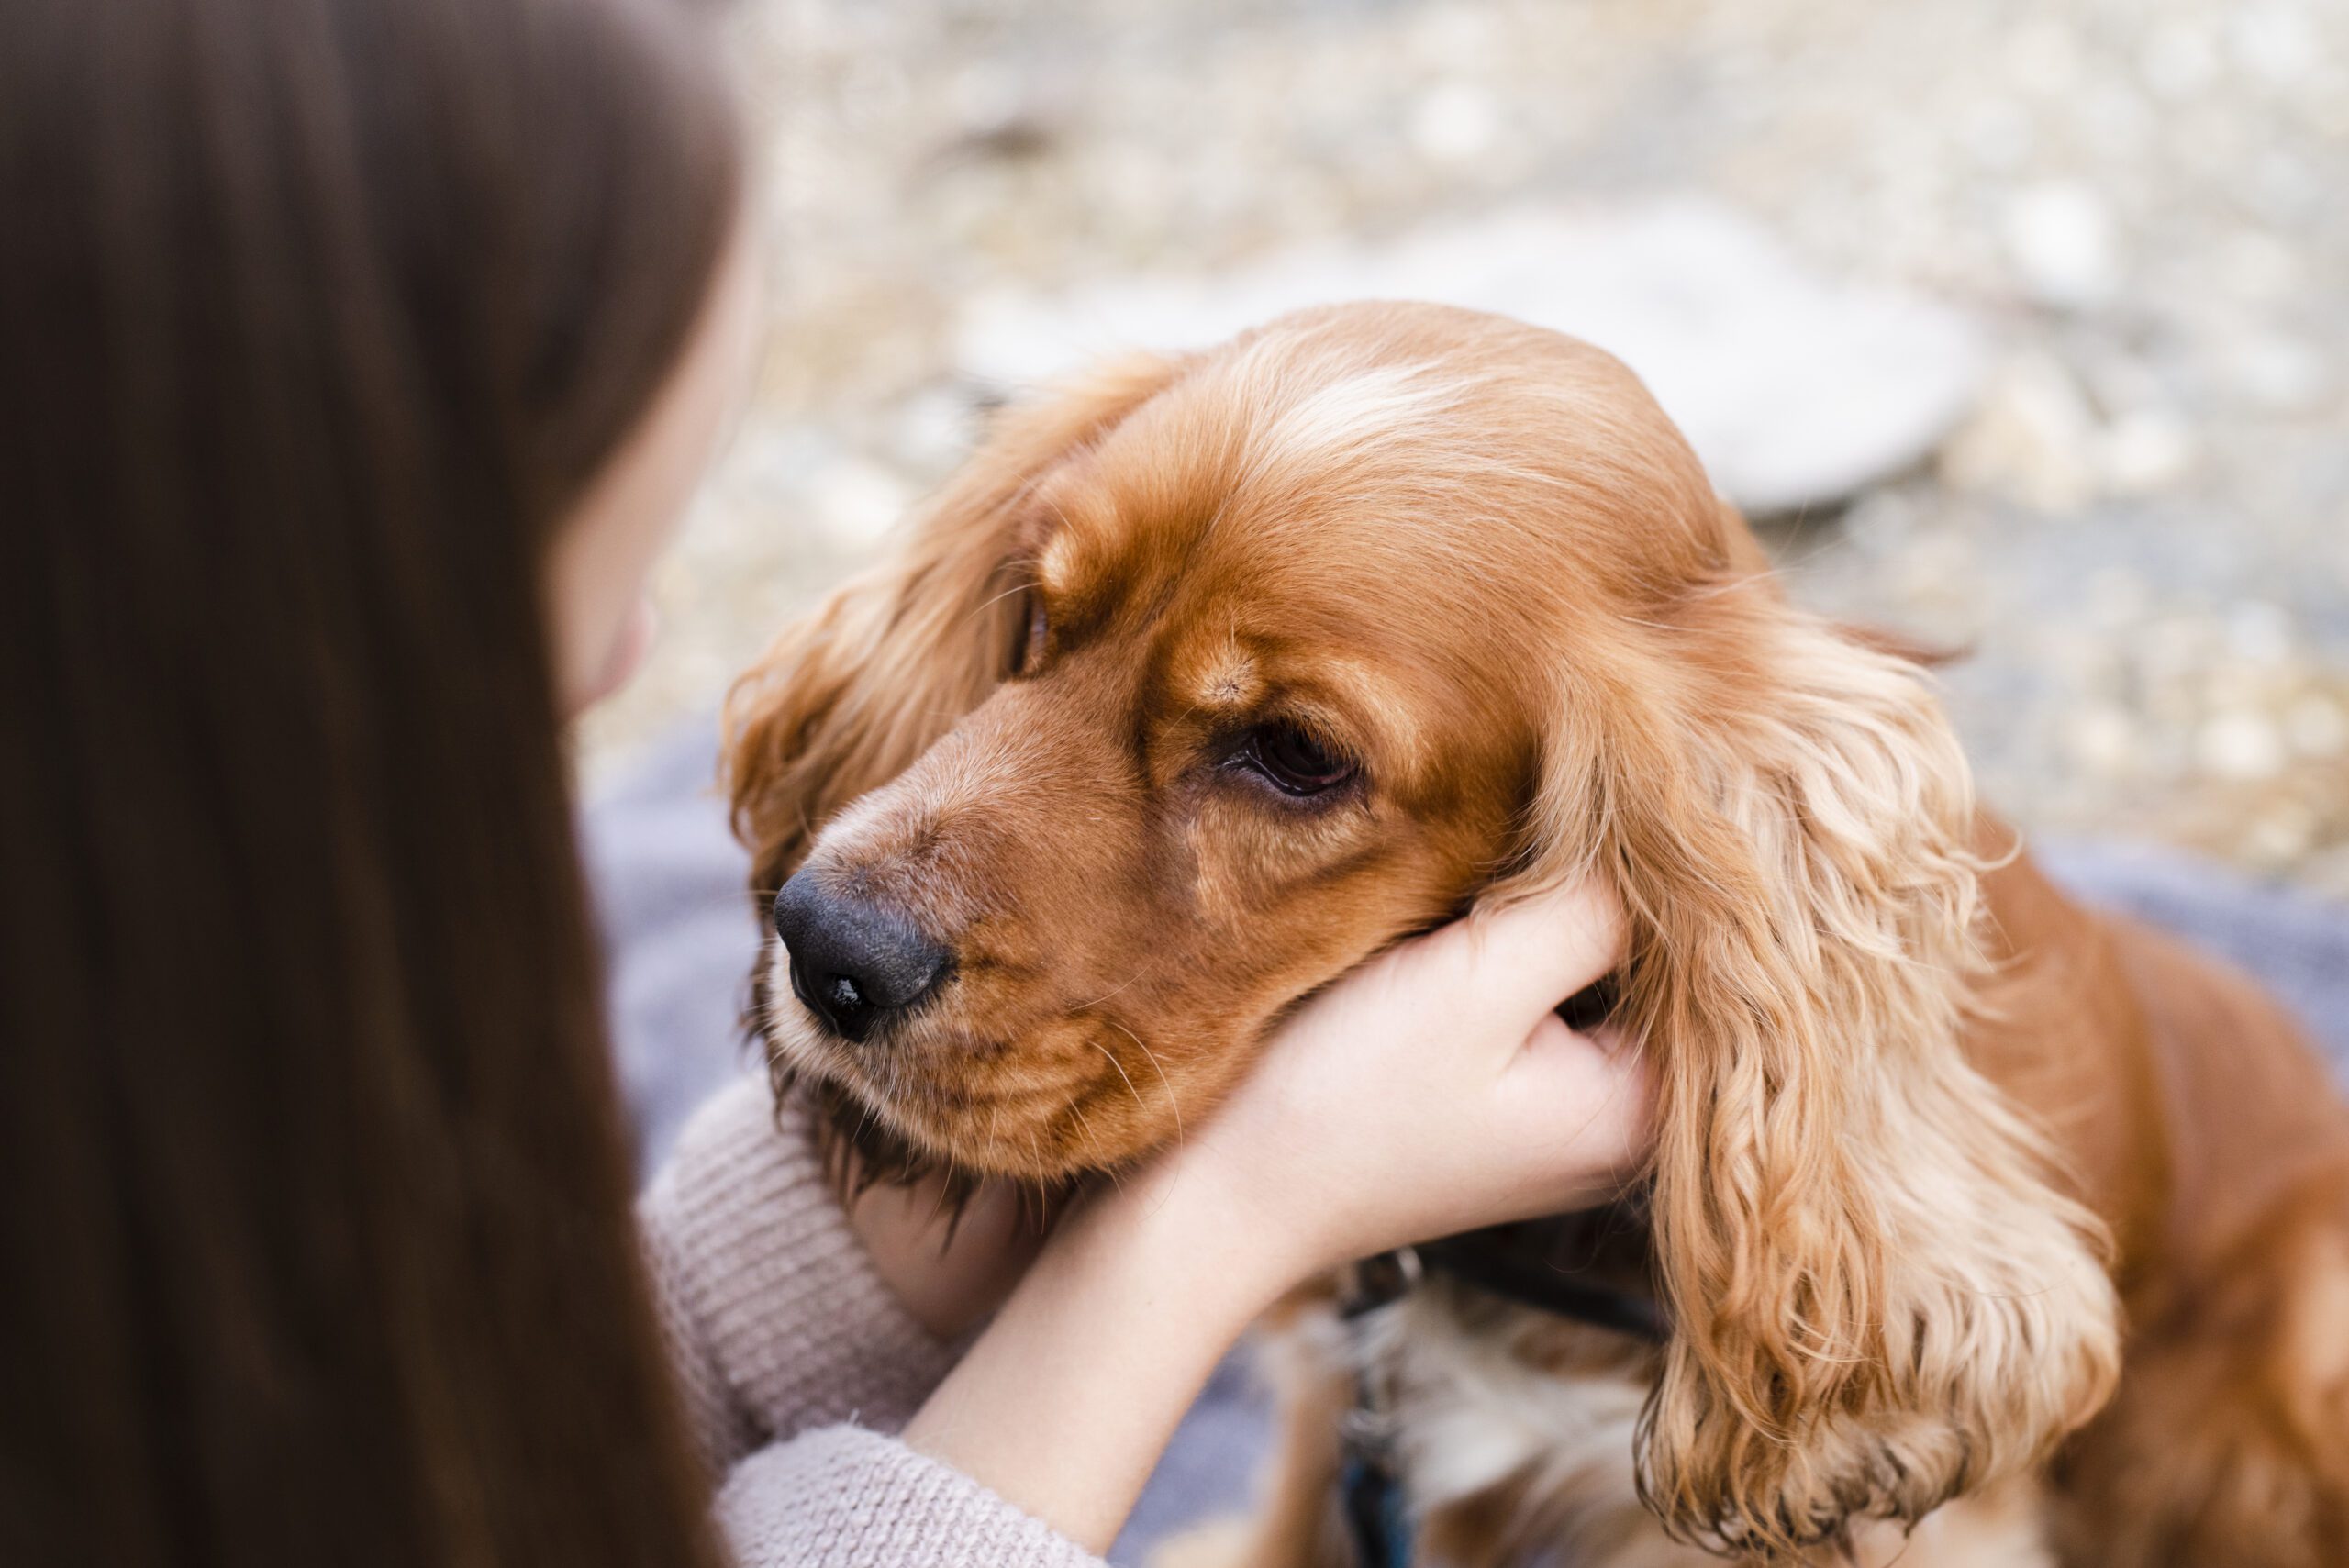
[1183,641,1263,710]
[1032,530,1082,598]
[1016,475,1128,613]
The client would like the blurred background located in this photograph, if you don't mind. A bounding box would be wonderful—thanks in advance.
[581,0,2349,895]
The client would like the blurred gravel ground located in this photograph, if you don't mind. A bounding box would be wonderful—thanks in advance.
[582,0,2349,895]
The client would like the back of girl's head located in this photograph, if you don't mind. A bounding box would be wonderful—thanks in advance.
[0,0,740,1562]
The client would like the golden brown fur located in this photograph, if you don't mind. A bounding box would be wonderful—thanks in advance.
[722,302,2349,1563]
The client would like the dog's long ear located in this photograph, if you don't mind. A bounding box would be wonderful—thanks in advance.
[1523,584,2121,1558]
[720,354,1179,895]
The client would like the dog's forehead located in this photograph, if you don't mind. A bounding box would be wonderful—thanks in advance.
[1022,431,1549,770]
[1030,365,1571,636]
[1030,456,1510,684]
[1019,309,1733,744]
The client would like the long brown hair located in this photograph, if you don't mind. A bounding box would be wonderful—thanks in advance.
[0,0,741,1562]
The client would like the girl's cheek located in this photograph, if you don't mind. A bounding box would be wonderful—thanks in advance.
[573,595,659,715]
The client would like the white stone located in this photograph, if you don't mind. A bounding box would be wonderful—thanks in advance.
[951,199,1987,517]
[947,61,1027,138]
[2197,711,2288,781]
[1941,350,2099,513]
[2230,334,2331,413]
[2245,802,2321,862]
[1959,98,2033,170]
[2099,410,2199,495]
[2230,5,2320,85]
[2217,230,2303,304]
[2006,19,2083,95]
[1410,82,1501,163]
[2141,21,2220,100]
[2001,182,2120,309]
[2069,706,2143,777]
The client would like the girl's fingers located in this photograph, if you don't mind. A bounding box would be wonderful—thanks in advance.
[1499,1014,1657,1184]
[1428,876,1627,1039]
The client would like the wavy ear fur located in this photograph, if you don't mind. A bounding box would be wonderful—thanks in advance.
[719,355,1180,895]
[1524,581,2121,1557]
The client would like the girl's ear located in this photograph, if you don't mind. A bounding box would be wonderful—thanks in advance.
[719,354,1179,896]
[1524,586,2121,1558]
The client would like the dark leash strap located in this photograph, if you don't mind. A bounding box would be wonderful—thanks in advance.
[1337,1249,1421,1568]
[1334,1229,1671,1568]
[1414,1233,1670,1345]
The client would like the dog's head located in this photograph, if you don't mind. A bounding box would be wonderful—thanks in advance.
[723,302,2118,1554]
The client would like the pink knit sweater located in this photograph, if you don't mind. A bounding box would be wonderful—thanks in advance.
[640,1076,1112,1566]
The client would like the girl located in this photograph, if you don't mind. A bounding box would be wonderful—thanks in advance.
[0,0,1648,1562]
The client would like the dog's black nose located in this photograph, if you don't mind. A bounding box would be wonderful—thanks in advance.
[771,873,952,1042]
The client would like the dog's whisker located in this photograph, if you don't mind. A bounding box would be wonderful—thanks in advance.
[1107,1019,1182,1151]
[1069,970,1147,1011]
[1022,1129,1052,1207]
[1067,1094,1129,1201]
[920,1178,948,1233]
[1085,1037,1147,1124]
[955,578,1031,637]
[1063,1093,1098,1145]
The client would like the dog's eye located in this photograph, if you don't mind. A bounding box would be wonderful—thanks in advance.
[1238,722,1356,796]
[1008,591,1047,675]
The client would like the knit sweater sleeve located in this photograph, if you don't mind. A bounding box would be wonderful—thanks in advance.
[713,1427,1108,1568]
[639,1074,956,1468]
[640,1077,1111,1567]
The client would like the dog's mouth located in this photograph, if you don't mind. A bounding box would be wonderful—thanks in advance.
[761,939,1173,1191]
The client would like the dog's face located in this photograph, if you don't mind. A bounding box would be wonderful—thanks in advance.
[725,302,2121,1554]
[739,305,1724,1181]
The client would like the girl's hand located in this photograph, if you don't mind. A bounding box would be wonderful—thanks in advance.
[902,877,1652,1552]
[1132,875,1649,1290]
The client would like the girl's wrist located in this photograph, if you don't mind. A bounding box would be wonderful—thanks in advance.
[1056,1155,1300,1337]
[900,1145,1295,1550]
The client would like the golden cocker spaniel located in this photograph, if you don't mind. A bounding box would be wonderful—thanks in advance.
[723,302,2349,1566]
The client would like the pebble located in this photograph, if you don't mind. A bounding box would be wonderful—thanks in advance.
[2002,182,2121,309]
[1409,82,1501,163]
[1940,352,2099,512]
[2199,712,2288,781]
[2229,334,2332,413]
[2099,411,2199,495]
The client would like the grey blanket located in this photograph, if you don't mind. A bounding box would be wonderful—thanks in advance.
[585,728,2349,1564]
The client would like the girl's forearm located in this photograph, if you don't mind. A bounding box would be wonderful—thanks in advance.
[899,1173,1285,1553]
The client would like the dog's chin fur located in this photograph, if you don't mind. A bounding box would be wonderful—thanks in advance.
[751,944,985,1209]
[776,1064,958,1199]
[756,951,1085,1218]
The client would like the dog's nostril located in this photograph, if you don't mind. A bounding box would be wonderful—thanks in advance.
[771,871,952,1043]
